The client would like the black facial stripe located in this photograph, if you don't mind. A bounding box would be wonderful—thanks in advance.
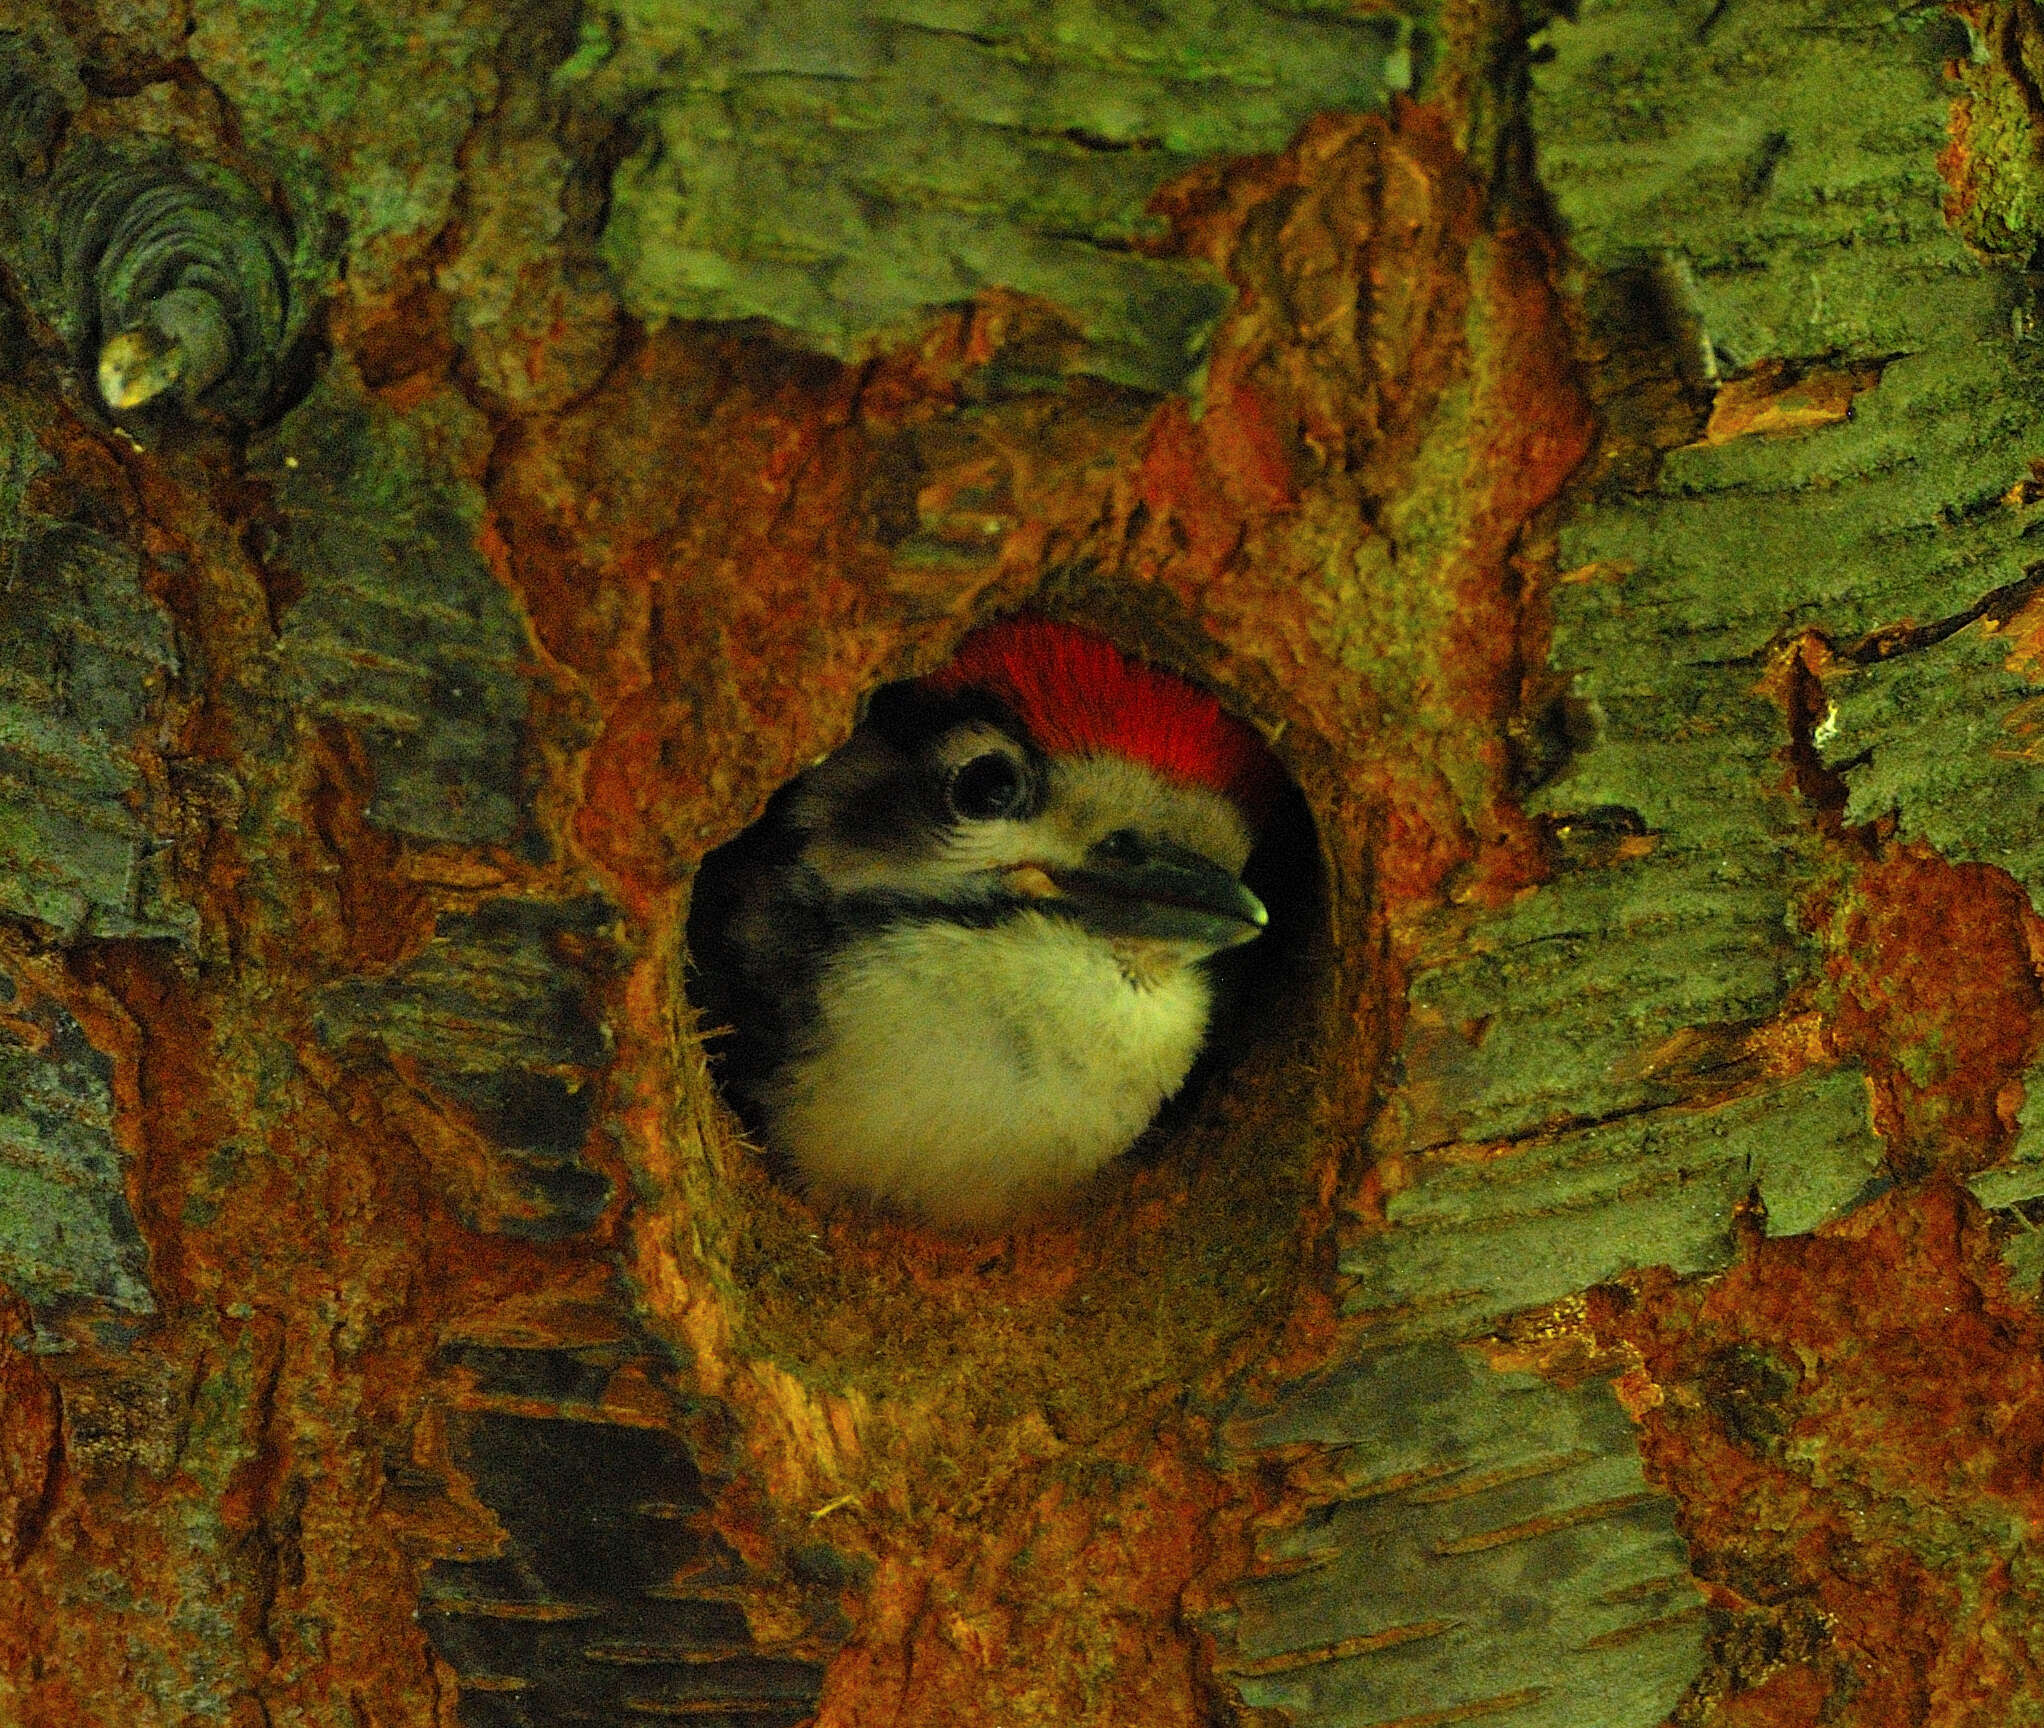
[830,888,1064,937]
[859,683,1049,823]
[826,753,948,854]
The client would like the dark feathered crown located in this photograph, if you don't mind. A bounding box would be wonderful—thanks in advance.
[922,617,1279,825]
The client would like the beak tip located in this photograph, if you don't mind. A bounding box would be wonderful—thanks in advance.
[1058,844,1270,949]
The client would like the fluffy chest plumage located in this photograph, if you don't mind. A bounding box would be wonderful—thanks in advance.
[762,910,1214,1227]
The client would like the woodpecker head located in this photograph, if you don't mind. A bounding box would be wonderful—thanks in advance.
[691,616,1282,1227]
[788,618,1274,969]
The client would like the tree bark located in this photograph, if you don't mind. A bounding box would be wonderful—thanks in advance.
[3,2,2043,1725]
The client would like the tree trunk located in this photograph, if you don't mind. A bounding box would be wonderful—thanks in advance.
[4,1,2043,1724]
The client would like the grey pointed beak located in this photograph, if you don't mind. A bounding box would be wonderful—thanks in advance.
[1053,835,1267,952]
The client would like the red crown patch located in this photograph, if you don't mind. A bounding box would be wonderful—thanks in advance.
[922,617,1279,826]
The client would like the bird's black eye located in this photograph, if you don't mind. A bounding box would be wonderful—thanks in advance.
[948,751,1026,821]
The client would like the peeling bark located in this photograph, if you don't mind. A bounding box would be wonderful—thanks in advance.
[3,2,2044,1726]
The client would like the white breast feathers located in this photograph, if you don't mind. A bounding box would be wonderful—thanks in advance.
[762,910,1213,1227]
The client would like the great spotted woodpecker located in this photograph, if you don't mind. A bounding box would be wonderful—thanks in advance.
[688,617,1278,1229]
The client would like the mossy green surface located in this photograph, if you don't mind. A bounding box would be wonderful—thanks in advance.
[0,987,153,1316]
[1516,0,2044,1364]
[1363,0,2003,1310]
[1319,33,1984,1712]
[577,0,1435,390]
[187,0,488,279]
[0,405,187,943]
[259,372,532,849]
[1215,6,2002,1717]
[1532,0,1972,368]
[1383,848,1813,1155]
[1225,1341,1700,1728]
[1821,619,2044,904]
[1352,1069,1883,1341]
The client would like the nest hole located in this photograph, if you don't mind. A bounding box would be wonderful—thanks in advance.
[676,615,1338,1439]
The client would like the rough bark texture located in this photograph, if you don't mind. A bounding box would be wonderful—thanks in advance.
[3,1,2044,1725]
